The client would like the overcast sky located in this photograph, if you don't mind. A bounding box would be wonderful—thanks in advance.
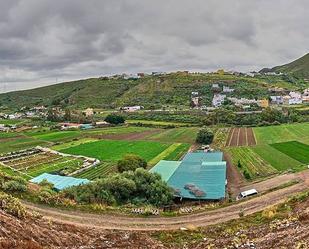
[0,0,308,92]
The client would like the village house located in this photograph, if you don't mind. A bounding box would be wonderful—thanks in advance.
[282,91,303,105]
[222,86,234,93]
[270,96,283,105]
[83,108,94,117]
[212,94,226,107]
[227,97,257,106]
[258,99,269,108]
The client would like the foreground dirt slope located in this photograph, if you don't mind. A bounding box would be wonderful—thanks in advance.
[0,210,163,249]
[1,197,309,248]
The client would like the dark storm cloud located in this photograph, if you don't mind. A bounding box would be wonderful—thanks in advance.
[0,0,308,92]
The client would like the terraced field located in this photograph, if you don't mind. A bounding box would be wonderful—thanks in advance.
[146,127,199,143]
[74,162,116,180]
[226,147,277,179]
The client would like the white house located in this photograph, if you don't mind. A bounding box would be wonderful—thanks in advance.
[122,106,144,112]
[212,94,226,107]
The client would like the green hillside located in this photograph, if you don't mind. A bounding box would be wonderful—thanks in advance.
[261,53,309,79]
[0,72,304,110]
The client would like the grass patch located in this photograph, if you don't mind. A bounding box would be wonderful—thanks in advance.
[251,144,304,171]
[50,138,98,150]
[163,143,190,161]
[270,141,309,164]
[59,139,171,162]
[253,123,309,145]
[147,127,199,144]
[28,130,81,142]
[148,143,183,166]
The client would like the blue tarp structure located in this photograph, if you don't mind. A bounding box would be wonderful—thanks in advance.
[151,151,226,200]
[30,173,90,190]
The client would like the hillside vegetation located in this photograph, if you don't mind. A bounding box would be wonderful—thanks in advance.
[0,73,301,110]
[261,53,309,79]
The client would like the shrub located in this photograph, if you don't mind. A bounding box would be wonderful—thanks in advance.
[104,114,125,125]
[2,180,27,192]
[117,154,147,173]
[0,192,27,219]
[196,128,214,144]
[243,170,251,180]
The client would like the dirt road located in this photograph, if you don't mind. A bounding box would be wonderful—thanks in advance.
[24,180,309,231]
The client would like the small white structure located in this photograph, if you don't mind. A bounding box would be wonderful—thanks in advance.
[222,86,234,93]
[122,106,143,112]
[212,94,226,107]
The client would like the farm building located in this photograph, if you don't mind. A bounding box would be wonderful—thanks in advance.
[150,151,226,200]
[30,173,90,191]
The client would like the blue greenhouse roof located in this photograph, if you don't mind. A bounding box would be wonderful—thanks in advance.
[30,173,90,190]
[151,151,226,200]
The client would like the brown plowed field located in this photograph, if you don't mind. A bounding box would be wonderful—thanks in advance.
[226,128,256,147]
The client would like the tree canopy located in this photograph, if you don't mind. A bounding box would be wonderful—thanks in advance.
[117,154,147,173]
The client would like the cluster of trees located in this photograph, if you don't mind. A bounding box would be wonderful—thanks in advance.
[47,108,93,123]
[104,114,125,125]
[196,129,214,144]
[64,168,173,206]
[0,173,27,193]
[117,154,147,172]
[203,107,305,126]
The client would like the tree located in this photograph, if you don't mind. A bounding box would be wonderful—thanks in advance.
[104,114,125,125]
[196,128,214,144]
[117,154,147,173]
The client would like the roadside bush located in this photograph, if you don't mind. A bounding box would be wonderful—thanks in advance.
[243,170,251,180]
[104,114,125,125]
[117,154,147,173]
[196,128,214,144]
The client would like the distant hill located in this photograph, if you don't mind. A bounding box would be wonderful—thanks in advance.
[260,53,309,79]
[0,73,301,110]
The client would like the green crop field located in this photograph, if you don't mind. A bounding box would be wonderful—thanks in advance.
[60,139,171,162]
[226,147,277,179]
[253,123,309,145]
[0,137,48,154]
[162,143,191,161]
[27,130,81,142]
[82,126,152,135]
[251,144,303,171]
[270,141,309,164]
[146,127,199,144]
[50,138,99,150]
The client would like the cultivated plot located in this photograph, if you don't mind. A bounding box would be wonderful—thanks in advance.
[226,128,256,147]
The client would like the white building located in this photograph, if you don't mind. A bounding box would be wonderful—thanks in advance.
[122,106,144,112]
[222,86,234,93]
[212,94,226,107]
[270,96,283,105]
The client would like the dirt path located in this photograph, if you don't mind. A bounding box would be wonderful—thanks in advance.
[224,152,243,195]
[23,179,309,231]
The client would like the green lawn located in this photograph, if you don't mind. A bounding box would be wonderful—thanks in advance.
[270,141,309,164]
[251,144,303,171]
[226,147,277,179]
[253,123,309,145]
[60,139,172,162]
[146,127,199,144]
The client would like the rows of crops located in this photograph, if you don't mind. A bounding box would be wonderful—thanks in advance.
[226,147,277,179]
[74,162,115,180]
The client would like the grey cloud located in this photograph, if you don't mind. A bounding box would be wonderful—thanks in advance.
[0,0,308,92]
